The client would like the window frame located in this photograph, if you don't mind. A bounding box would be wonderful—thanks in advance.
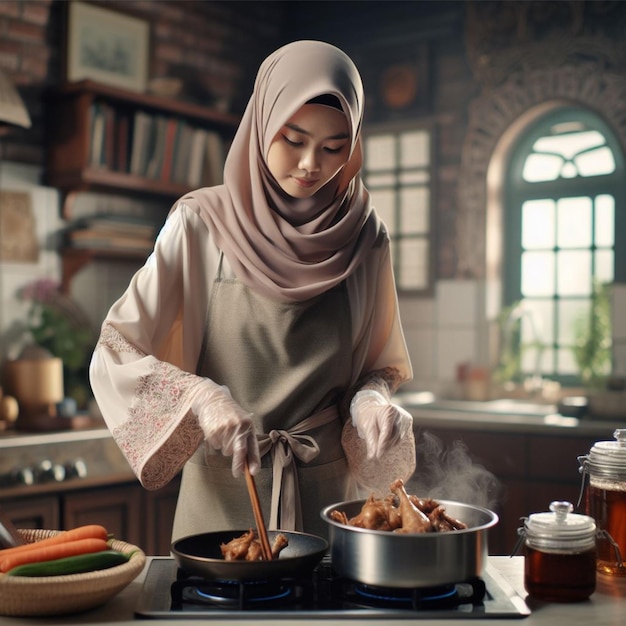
[504,105,625,384]
[362,120,437,296]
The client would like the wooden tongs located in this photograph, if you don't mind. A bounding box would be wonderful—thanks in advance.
[244,458,273,561]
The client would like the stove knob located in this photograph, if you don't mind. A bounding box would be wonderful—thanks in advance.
[64,458,88,479]
[9,467,35,486]
[36,460,66,483]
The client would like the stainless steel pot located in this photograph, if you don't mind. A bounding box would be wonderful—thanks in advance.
[320,499,498,587]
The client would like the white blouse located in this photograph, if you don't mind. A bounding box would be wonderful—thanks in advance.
[89,202,412,490]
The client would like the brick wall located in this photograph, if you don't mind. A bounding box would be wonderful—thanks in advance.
[0,0,285,164]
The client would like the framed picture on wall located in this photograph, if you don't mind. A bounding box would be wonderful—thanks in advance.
[358,41,431,124]
[65,1,150,92]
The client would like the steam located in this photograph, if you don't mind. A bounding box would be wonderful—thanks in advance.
[406,431,501,511]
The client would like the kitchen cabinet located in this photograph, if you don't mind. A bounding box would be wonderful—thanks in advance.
[0,477,181,556]
[43,79,239,291]
[0,495,58,530]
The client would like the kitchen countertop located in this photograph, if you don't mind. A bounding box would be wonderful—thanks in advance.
[1,557,624,626]
[0,392,620,449]
[395,392,624,437]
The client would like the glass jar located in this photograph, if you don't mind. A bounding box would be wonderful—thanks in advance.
[578,428,626,576]
[520,501,596,602]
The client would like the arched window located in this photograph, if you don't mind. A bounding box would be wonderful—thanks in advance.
[504,106,624,384]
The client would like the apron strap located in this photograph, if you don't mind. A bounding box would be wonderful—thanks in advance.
[257,406,339,530]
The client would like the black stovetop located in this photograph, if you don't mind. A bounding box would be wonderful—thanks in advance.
[135,557,530,620]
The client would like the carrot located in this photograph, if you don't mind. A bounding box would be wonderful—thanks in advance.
[0,524,108,560]
[0,537,109,573]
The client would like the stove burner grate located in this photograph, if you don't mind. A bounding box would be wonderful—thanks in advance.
[135,557,531,619]
[348,577,486,610]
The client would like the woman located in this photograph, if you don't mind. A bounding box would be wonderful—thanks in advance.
[90,40,414,541]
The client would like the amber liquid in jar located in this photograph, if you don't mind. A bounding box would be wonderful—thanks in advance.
[586,483,626,576]
[524,545,596,602]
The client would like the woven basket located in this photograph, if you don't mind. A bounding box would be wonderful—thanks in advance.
[0,529,146,617]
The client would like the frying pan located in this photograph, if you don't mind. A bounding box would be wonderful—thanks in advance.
[171,530,328,581]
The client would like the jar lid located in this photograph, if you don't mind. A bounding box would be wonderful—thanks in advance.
[525,501,596,551]
[583,429,626,479]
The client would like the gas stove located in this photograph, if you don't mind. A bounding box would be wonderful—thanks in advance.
[135,556,530,620]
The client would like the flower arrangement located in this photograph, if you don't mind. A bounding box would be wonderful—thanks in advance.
[17,278,95,406]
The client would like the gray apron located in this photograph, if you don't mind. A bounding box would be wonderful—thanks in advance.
[172,253,355,541]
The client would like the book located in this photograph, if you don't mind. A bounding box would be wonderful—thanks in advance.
[187,128,207,187]
[115,112,131,173]
[146,115,169,180]
[130,111,153,176]
[102,103,116,170]
[172,122,193,184]
[159,118,180,182]
[89,103,105,168]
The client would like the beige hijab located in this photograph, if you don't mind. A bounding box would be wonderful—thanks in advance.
[179,40,381,302]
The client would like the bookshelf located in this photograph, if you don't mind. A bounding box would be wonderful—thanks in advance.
[44,80,240,290]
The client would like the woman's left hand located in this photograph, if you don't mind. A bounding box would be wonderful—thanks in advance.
[350,389,413,459]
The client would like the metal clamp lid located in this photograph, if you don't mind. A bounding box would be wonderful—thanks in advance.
[578,429,626,482]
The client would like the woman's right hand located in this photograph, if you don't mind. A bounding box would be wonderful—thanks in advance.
[192,382,261,477]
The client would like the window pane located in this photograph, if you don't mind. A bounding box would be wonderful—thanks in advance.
[595,194,614,247]
[558,299,589,345]
[595,249,614,283]
[400,130,429,168]
[370,189,396,235]
[400,170,430,185]
[557,250,591,296]
[557,348,579,375]
[522,299,554,346]
[575,146,616,177]
[365,135,395,170]
[400,187,429,234]
[534,130,604,159]
[523,154,563,182]
[398,238,428,289]
[368,173,397,187]
[522,252,555,296]
[557,197,592,248]
[522,199,555,249]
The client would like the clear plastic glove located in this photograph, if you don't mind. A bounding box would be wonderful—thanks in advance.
[192,381,261,478]
[350,389,413,459]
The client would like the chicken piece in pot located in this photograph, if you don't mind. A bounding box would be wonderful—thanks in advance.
[390,479,433,533]
[428,504,468,531]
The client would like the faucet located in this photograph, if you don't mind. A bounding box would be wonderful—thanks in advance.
[497,301,544,394]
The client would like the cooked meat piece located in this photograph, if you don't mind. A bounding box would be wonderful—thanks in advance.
[220,529,289,561]
[346,494,395,530]
[271,533,289,558]
[408,495,440,514]
[245,539,263,561]
[428,505,468,531]
[329,509,350,525]
[329,479,467,534]
[220,529,256,560]
[390,479,433,533]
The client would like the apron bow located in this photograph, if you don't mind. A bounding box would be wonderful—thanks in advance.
[257,406,337,530]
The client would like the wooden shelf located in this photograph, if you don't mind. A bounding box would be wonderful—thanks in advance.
[44,80,239,291]
[61,247,151,292]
